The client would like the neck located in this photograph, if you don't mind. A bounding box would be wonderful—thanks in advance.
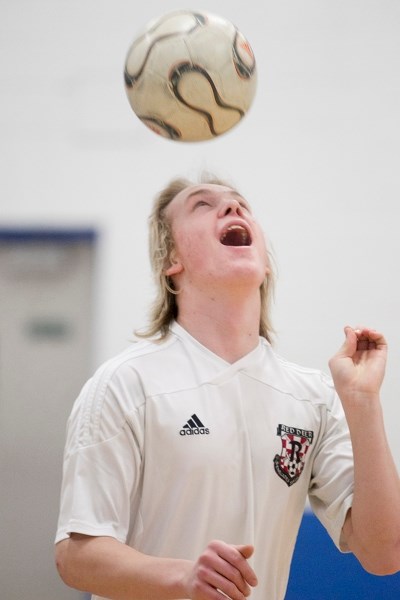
[175,287,261,363]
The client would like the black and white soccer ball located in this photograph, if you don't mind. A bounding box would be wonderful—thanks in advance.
[124,10,257,142]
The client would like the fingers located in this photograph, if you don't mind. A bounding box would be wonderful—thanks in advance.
[190,540,257,600]
[234,544,255,561]
[345,326,387,351]
[217,543,257,589]
[331,326,387,367]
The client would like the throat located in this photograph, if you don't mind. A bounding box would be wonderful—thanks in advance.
[176,296,261,363]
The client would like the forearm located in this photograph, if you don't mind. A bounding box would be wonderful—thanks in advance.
[56,534,192,600]
[343,397,400,572]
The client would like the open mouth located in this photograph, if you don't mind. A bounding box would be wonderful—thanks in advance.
[220,224,252,247]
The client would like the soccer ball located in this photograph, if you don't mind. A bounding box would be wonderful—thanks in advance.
[124,10,257,142]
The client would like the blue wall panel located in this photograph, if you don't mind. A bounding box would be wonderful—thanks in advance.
[285,512,400,599]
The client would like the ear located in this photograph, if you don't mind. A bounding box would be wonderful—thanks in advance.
[165,261,183,276]
[165,250,183,276]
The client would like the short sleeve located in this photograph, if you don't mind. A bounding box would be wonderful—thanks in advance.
[308,384,354,551]
[55,358,145,544]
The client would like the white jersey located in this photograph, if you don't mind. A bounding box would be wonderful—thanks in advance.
[56,321,354,600]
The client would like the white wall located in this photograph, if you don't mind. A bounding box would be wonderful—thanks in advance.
[1,0,399,501]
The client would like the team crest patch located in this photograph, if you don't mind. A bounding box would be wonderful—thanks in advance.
[274,424,314,487]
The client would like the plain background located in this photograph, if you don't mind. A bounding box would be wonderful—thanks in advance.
[1,1,399,597]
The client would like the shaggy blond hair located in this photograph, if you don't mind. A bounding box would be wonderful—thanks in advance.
[136,175,274,342]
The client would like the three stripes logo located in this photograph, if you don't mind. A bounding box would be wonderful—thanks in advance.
[179,414,210,436]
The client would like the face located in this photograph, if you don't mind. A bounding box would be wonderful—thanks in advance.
[164,183,270,294]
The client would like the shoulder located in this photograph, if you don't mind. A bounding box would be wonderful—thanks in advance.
[255,340,338,408]
[90,332,182,392]
[65,336,178,449]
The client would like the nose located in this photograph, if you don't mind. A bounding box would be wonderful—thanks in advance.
[218,197,244,218]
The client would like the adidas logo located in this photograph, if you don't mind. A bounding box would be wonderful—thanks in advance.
[179,414,210,436]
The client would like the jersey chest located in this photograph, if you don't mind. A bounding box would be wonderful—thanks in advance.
[139,374,321,494]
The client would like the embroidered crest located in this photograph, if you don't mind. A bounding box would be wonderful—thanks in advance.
[274,424,314,486]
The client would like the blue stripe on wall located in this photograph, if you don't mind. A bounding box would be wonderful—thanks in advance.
[0,228,97,243]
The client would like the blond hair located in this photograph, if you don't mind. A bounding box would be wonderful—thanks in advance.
[136,175,274,342]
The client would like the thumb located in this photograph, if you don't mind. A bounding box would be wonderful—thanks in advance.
[234,544,254,559]
[338,326,358,357]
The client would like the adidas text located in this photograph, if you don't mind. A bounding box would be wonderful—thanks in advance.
[179,427,210,436]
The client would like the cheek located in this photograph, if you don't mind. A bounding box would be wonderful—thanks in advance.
[175,230,206,264]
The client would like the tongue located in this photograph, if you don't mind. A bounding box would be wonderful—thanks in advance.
[221,229,248,246]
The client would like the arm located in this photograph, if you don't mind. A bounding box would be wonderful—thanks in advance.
[55,534,257,600]
[329,326,400,574]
